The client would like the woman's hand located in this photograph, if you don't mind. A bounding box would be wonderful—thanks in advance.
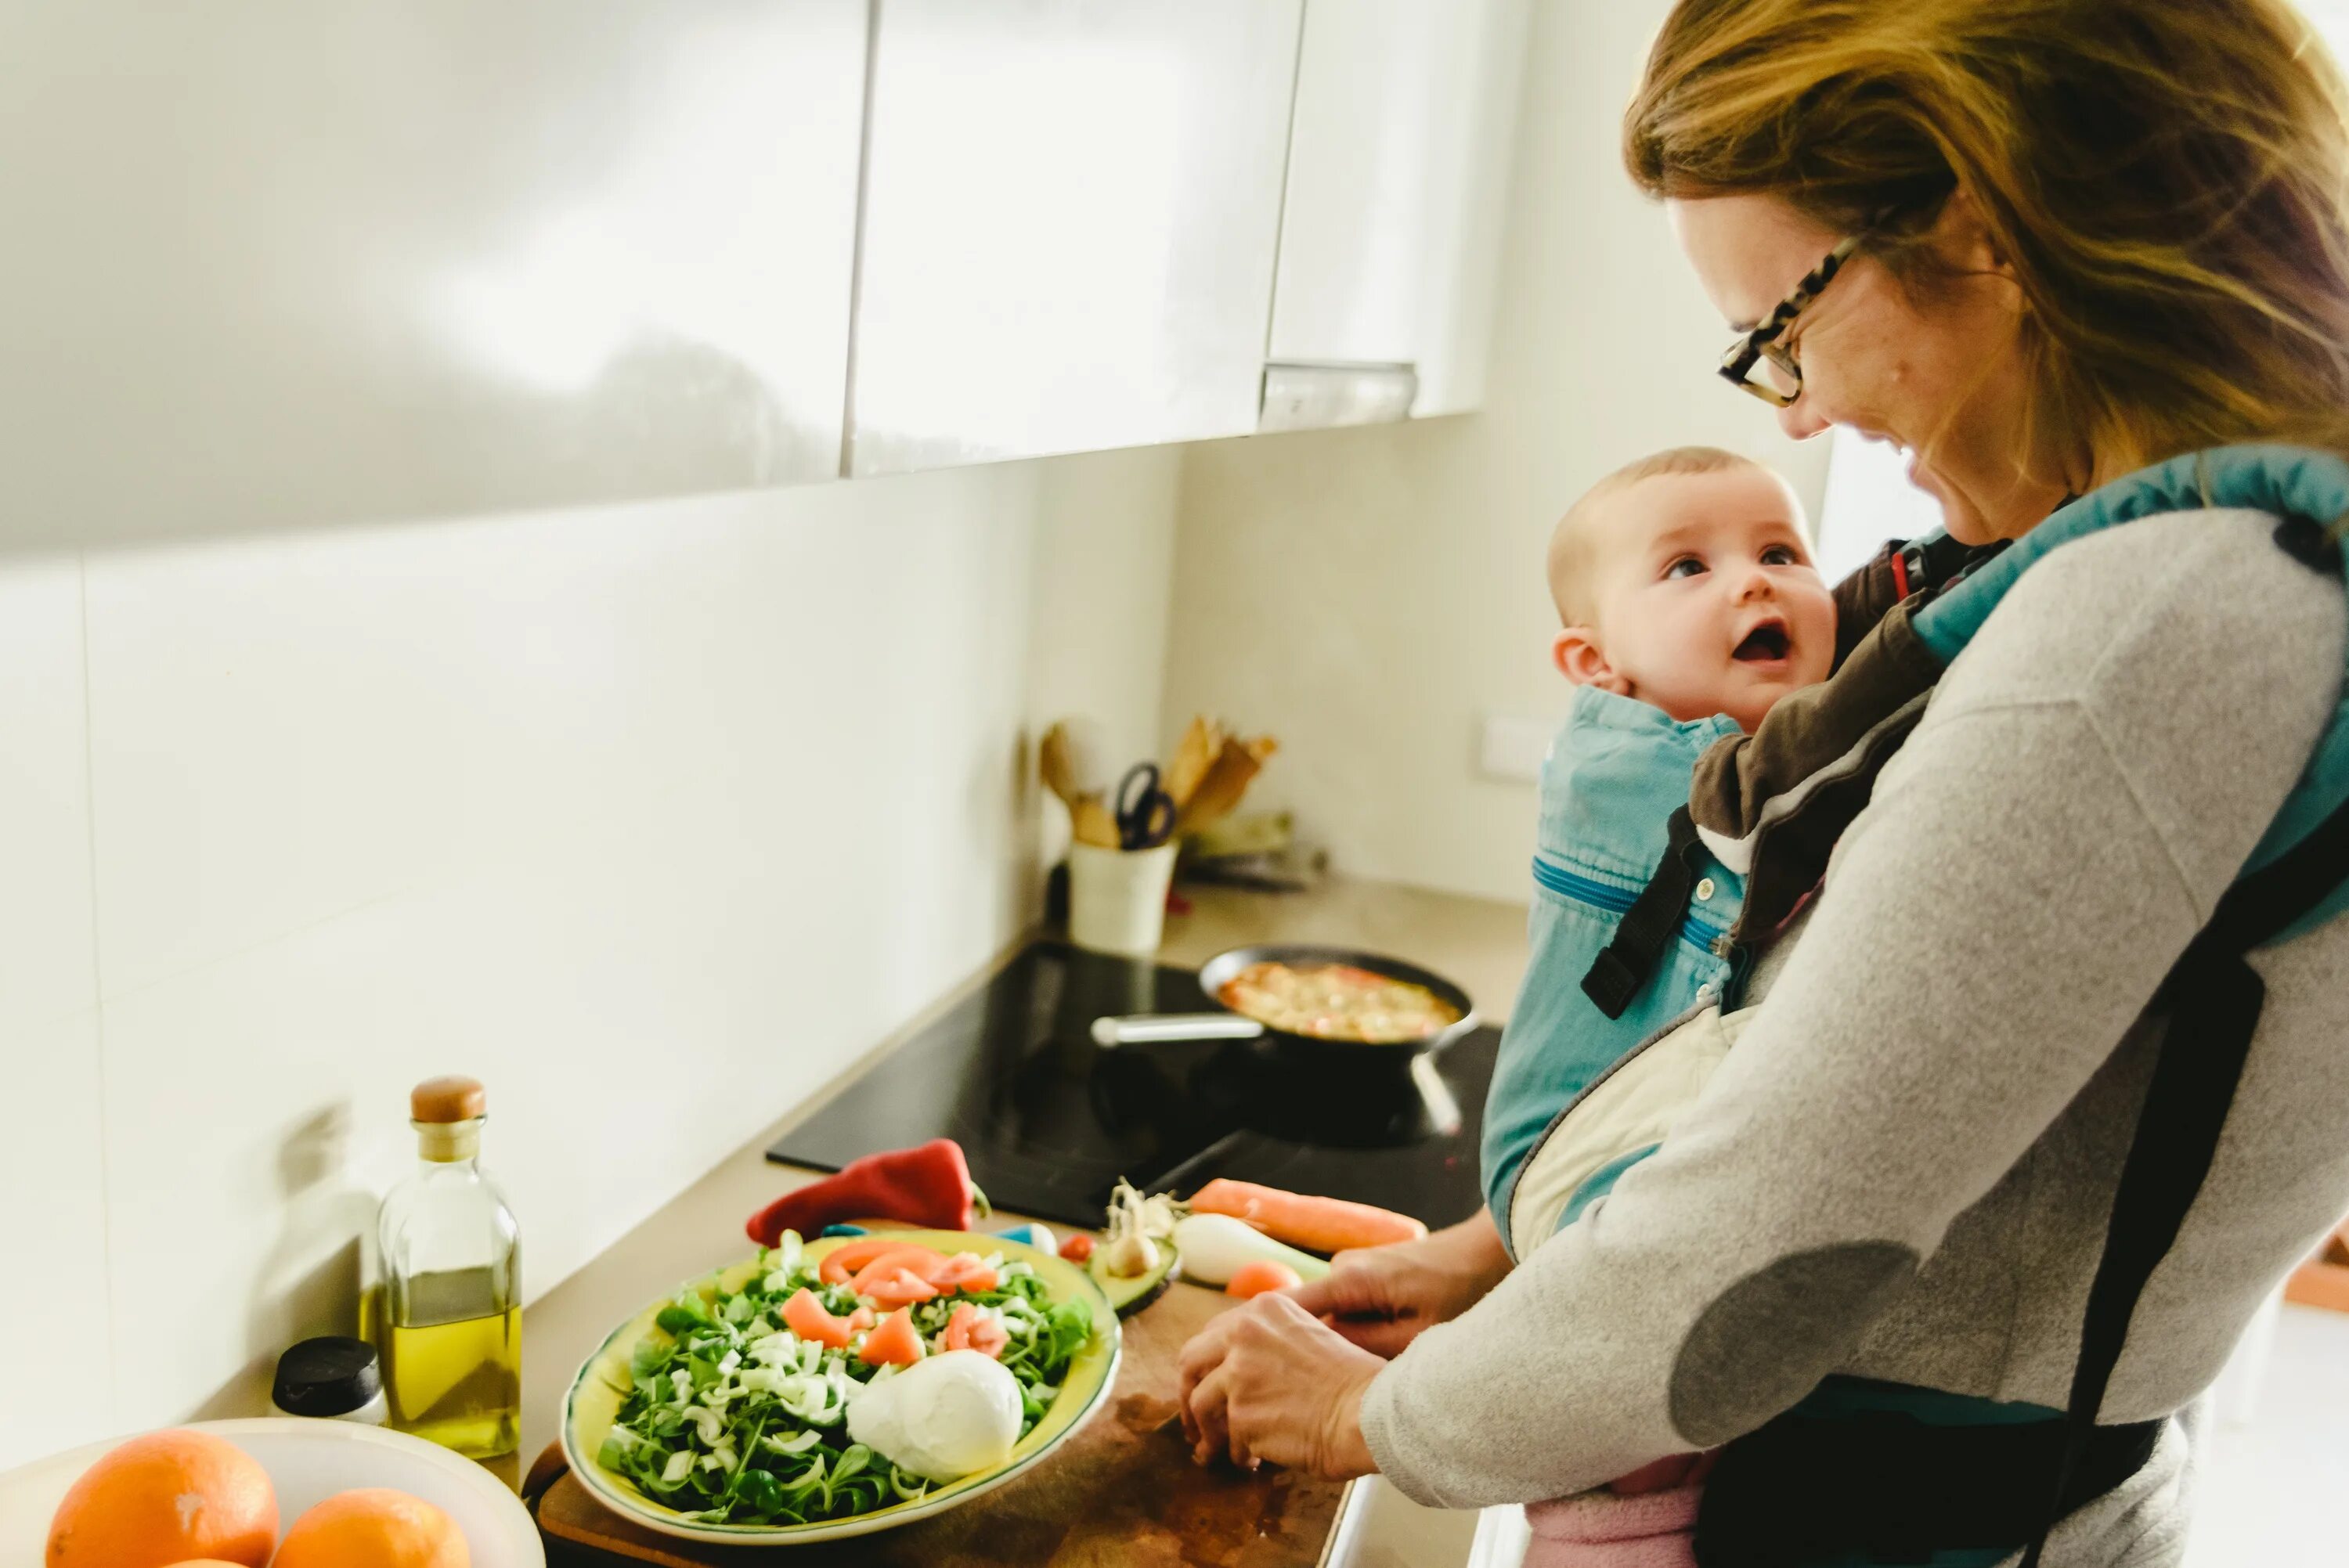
[1176,1292,1384,1476]
[1284,1207,1513,1357]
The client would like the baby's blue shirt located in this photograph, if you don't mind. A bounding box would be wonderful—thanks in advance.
[1478,684,1748,1259]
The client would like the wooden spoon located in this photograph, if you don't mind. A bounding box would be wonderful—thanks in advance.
[1040,723,1081,808]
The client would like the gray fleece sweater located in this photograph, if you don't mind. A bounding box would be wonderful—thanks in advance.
[1361,510,2349,1565]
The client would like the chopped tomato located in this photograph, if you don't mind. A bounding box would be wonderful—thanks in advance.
[847,1306,876,1332]
[860,1266,940,1308]
[781,1287,857,1348]
[819,1239,947,1286]
[848,1246,953,1294]
[942,1302,1009,1359]
[1058,1233,1095,1263]
[857,1306,926,1366]
[927,1252,1001,1294]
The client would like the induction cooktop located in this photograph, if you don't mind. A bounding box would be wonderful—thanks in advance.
[766,941,1499,1231]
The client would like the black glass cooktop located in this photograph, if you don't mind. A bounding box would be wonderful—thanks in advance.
[767,941,1498,1232]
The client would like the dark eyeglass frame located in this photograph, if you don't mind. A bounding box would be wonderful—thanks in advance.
[1717,230,1867,408]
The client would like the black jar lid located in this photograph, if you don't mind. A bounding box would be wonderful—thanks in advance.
[272,1336,382,1418]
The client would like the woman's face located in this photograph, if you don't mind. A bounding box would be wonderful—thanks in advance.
[1669,193,2074,544]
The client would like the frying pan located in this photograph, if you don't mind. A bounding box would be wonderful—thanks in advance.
[1088,943,1481,1064]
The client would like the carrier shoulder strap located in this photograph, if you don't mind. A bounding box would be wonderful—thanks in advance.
[2020,515,2347,1566]
[1581,806,1706,1019]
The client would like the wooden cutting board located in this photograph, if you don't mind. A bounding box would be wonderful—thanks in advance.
[527,1280,1352,1567]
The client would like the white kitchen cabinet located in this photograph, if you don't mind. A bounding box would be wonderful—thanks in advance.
[846,0,1304,476]
[1265,0,1531,423]
[0,1,867,547]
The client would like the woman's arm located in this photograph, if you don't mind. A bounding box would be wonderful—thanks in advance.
[1360,513,2344,1509]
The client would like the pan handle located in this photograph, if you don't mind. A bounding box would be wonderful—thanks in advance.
[1091,1014,1268,1048]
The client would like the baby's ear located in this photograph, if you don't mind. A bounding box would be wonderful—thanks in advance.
[1553,628,1627,694]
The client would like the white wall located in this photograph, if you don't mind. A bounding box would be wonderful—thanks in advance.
[1160,0,1831,904]
[0,445,1178,1469]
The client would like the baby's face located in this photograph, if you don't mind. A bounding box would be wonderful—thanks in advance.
[1568,467,1835,732]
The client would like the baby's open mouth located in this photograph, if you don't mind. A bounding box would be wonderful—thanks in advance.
[1733,621,1791,662]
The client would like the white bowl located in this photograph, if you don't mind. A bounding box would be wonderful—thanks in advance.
[0,1417,543,1566]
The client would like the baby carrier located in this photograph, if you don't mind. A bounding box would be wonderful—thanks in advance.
[1518,446,2349,1567]
[1481,527,1994,1261]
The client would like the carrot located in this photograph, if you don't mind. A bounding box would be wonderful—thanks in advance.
[781,1288,857,1349]
[1185,1179,1426,1253]
[858,1306,926,1365]
[1225,1260,1302,1299]
[820,1239,945,1285]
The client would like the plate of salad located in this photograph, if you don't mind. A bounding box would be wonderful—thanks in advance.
[561,1227,1117,1544]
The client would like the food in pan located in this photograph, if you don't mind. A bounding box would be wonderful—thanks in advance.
[1215,961,1463,1044]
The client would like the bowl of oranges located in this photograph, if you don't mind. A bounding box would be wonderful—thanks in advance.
[0,1419,542,1567]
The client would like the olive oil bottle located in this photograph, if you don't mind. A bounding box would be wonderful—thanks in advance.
[373,1076,521,1458]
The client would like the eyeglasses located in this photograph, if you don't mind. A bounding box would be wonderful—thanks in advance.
[1718,231,1867,407]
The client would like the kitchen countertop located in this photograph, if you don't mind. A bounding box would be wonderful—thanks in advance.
[517,874,1529,1563]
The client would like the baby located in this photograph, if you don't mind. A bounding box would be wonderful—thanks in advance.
[1486,445,1838,1263]
[1485,446,1835,1566]
[1544,446,1834,733]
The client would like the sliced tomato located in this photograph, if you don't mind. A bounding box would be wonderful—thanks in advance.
[942,1302,1009,1359]
[860,1266,939,1308]
[848,1245,952,1294]
[846,1306,877,1332]
[781,1287,857,1349]
[927,1252,1001,1294]
[1058,1233,1095,1263]
[857,1306,926,1366]
[819,1239,947,1286]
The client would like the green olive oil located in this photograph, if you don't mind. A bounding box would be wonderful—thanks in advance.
[373,1076,522,1458]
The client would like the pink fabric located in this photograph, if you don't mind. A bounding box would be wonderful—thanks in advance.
[1518,1454,1715,1568]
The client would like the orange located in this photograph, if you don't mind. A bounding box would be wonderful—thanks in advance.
[272,1488,469,1568]
[45,1429,277,1568]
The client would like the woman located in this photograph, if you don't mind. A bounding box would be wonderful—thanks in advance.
[1178,1,2349,1562]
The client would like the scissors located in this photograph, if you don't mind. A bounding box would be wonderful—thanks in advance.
[1114,762,1178,851]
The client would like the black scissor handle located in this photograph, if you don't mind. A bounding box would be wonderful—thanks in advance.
[1115,762,1177,850]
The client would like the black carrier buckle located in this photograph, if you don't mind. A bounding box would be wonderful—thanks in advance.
[1581,806,1708,1019]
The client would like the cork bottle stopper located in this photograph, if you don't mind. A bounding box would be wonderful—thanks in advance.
[410,1075,487,1124]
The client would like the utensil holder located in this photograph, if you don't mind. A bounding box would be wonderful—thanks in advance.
[1067,841,1177,957]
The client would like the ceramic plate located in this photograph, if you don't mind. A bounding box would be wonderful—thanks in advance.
[0,1416,543,1566]
[562,1228,1120,1545]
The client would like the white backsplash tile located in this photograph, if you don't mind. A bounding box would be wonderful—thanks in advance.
[0,555,96,1031]
[81,467,1041,1000]
[0,1011,111,1472]
[27,448,1177,1446]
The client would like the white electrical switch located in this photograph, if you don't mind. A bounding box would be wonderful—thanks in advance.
[1478,712,1554,784]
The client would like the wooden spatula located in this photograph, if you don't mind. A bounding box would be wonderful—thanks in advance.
[1174,736,1278,835]
[1165,716,1220,807]
[1071,792,1124,849]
